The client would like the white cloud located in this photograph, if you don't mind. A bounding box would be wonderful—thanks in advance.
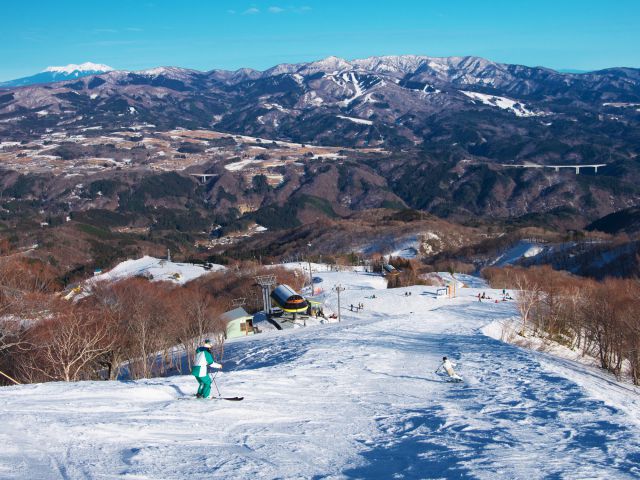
[236,5,310,16]
[92,28,119,34]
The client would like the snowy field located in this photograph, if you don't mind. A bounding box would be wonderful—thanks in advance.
[2,269,640,479]
[89,256,225,285]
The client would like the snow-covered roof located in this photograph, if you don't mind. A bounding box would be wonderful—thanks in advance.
[221,307,251,322]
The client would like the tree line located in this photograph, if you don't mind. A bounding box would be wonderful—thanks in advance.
[483,265,640,385]
[0,255,302,385]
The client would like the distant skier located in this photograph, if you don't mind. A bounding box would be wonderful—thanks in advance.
[435,356,462,382]
[192,340,222,398]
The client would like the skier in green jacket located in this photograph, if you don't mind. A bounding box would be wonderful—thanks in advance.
[191,340,222,398]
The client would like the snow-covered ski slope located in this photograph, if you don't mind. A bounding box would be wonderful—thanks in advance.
[491,241,545,267]
[89,255,225,285]
[2,270,640,479]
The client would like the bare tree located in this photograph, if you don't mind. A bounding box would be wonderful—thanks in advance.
[0,257,56,307]
[0,317,26,385]
[622,311,640,385]
[210,314,228,364]
[84,281,133,380]
[514,272,542,336]
[24,306,113,382]
[172,286,224,372]
[0,317,25,354]
[118,280,171,379]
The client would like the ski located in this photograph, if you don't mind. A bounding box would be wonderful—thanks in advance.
[435,374,464,383]
[179,396,244,401]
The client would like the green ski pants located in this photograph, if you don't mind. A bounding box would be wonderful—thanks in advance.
[195,374,212,398]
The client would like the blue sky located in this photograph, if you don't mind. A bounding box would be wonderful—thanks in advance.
[2,0,639,80]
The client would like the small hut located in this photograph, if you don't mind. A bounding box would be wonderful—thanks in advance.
[222,307,255,339]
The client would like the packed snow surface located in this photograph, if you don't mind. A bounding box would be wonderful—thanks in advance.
[224,159,262,171]
[336,115,374,125]
[461,91,542,117]
[492,241,545,266]
[435,272,489,289]
[89,255,225,285]
[2,268,639,479]
[388,236,421,258]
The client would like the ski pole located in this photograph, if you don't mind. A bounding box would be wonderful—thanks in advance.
[210,371,221,398]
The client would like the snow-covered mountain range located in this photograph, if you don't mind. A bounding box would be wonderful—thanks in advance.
[0,62,113,88]
[1,54,638,149]
[1,54,639,223]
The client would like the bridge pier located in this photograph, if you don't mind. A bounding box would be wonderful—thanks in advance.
[500,163,605,175]
[189,173,218,184]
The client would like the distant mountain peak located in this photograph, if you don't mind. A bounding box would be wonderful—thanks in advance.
[137,66,176,76]
[43,62,113,74]
[306,56,351,71]
[0,62,114,87]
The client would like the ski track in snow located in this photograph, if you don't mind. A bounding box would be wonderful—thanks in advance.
[492,241,545,267]
[1,271,640,479]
